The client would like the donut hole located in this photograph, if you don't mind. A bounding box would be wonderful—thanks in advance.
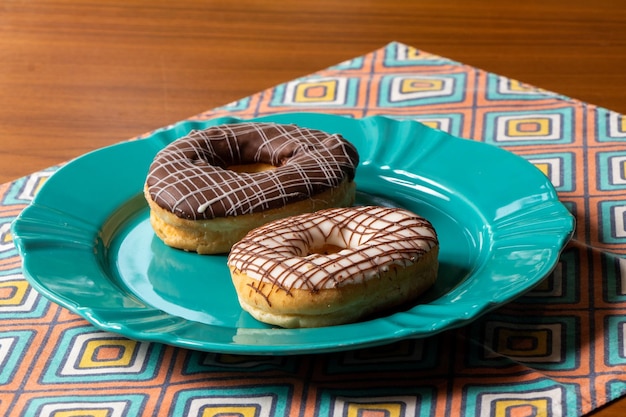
[307,243,344,256]
[227,163,276,173]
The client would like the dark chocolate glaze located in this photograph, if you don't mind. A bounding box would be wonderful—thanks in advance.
[145,122,359,220]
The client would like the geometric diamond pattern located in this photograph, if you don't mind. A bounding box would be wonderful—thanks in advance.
[477,314,579,370]
[597,150,626,191]
[169,387,290,417]
[1,170,54,206]
[0,221,15,253]
[604,315,626,366]
[16,170,53,202]
[486,73,552,100]
[598,200,626,244]
[385,113,466,137]
[63,335,145,374]
[597,108,626,142]
[4,41,626,416]
[469,385,574,417]
[483,108,575,146]
[378,73,468,107]
[460,379,584,417]
[323,338,441,375]
[526,153,575,192]
[317,389,438,417]
[603,253,626,303]
[0,273,47,319]
[329,396,419,417]
[40,326,163,384]
[0,274,39,312]
[382,42,452,67]
[0,331,34,385]
[518,247,580,305]
[269,76,360,108]
[21,395,146,417]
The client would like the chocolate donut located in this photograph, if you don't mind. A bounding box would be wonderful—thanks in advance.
[227,206,439,328]
[144,122,359,254]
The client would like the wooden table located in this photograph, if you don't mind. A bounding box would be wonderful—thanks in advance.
[1,1,625,415]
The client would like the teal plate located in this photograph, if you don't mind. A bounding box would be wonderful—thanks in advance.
[11,113,574,355]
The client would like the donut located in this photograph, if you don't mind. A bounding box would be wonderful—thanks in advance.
[227,206,439,328]
[144,122,359,254]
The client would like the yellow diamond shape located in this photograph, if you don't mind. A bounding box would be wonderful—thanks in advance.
[419,120,441,130]
[201,406,259,417]
[33,176,49,195]
[78,339,138,368]
[294,80,337,102]
[496,328,550,357]
[508,80,536,93]
[400,78,443,93]
[345,402,403,417]
[405,46,440,61]
[506,118,551,137]
[405,46,421,59]
[53,409,110,417]
[2,230,12,245]
[533,162,551,178]
[0,280,29,306]
[494,399,548,417]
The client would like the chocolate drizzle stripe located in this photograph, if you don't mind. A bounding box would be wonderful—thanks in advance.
[145,122,359,220]
[227,206,438,295]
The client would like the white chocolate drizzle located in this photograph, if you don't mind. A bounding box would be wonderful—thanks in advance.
[227,206,438,297]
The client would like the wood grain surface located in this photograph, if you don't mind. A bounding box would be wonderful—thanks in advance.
[1,1,625,415]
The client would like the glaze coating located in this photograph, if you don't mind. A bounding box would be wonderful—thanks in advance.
[145,122,359,220]
[228,206,438,293]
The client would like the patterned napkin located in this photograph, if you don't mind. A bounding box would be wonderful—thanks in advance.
[2,41,626,416]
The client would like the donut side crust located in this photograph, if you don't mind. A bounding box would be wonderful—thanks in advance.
[144,179,356,254]
[230,246,439,328]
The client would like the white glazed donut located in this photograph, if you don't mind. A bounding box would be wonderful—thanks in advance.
[227,206,439,328]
